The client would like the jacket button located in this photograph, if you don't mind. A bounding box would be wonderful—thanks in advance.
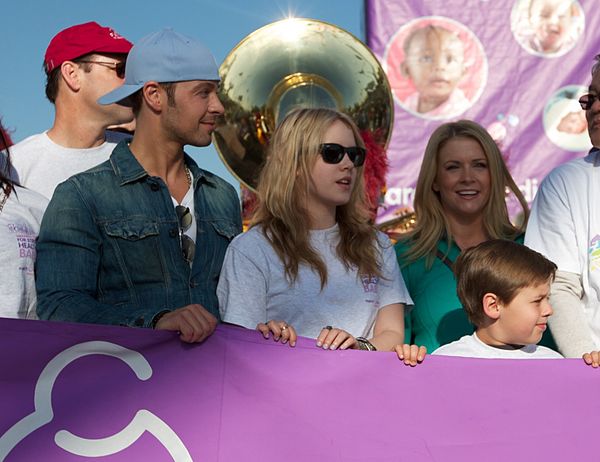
[150,183,160,191]
[169,228,178,238]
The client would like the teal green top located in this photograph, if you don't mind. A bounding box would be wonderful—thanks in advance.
[395,235,556,352]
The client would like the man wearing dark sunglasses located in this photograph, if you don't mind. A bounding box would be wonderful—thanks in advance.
[10,22,133,201]
[526,54,600,359]
[36,29,242,345]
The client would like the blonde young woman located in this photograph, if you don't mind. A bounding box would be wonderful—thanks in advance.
[218,108,425,364]
[394,119,550,352]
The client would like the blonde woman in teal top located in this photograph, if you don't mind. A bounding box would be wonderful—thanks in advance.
[395,120,532,352]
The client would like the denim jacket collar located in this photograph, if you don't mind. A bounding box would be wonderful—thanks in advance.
[109,140,217,188]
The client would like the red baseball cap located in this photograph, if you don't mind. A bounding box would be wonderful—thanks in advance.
[44,22,133,73]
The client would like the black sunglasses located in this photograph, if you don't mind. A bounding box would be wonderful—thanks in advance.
[78,60,126,79]
[579,93,598,111]
[319,143,366,167]
[175,205,195,264]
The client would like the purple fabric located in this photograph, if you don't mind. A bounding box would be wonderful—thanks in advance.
[0,318,598,460]
[367,0,600,223]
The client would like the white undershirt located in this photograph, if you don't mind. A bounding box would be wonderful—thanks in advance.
[170,171,196,246]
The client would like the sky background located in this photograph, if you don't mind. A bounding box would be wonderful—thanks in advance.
[0,0,365,190]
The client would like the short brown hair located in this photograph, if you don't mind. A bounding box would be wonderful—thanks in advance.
[454,240,557,327]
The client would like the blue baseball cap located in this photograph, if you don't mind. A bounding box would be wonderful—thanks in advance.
[98,28,219,105]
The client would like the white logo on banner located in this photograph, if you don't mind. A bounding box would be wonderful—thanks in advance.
[0,341,192,461]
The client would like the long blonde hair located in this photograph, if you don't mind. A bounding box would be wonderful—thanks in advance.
[400,119,528,267]
[252,108,381,288]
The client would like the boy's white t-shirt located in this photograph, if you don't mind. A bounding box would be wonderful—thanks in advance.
[0,185,48,319]
[433,332,563,359]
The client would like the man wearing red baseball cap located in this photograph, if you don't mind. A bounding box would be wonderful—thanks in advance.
[11,22,134,201]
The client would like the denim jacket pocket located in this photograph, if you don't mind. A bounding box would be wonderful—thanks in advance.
[210,220,239,242]
[101,219,167,290]
[104,220,160,241]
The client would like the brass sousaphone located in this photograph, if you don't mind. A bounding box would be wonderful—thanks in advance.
[214,18,394,191]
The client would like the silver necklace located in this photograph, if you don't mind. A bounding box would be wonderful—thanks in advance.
[184,165,191,188]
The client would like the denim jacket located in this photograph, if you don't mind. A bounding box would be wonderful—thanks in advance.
[36,140,242,327]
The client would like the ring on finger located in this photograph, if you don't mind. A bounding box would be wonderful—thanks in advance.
[281,323,288,331]
[323,325,333,330]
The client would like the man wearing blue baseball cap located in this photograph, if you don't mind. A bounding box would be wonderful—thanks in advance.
[36,29,242,343]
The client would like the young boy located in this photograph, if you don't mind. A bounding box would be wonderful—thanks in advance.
[400,25,469,117]
[433,240,600,366]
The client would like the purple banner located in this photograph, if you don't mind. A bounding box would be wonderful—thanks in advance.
[0,318,598,460]
[367,0,600,223]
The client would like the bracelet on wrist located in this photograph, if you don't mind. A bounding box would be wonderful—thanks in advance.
[151,310,170,329]
[356,337,377,351]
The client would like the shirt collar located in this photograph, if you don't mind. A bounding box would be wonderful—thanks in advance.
[109,140,217,187]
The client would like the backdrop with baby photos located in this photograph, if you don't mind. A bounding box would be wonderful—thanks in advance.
[367,0,598,223]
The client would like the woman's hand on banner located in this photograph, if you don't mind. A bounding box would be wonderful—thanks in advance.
[257,320,297,347]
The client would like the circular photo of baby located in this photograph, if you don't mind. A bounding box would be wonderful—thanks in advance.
[511,0,585,58]
[543,85,592,151]
[383,16,488,120]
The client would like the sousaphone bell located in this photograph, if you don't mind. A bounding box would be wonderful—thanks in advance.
[214,18,394,194]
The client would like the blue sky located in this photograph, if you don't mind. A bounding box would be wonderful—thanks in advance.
[0,0,365,189]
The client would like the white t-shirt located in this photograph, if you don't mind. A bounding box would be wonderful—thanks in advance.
[10,130,128,200]
[170,171,196,266]
[433,333,563,359]
[525,150,600,347]
[0,185,48,319]
[218,225,412,339]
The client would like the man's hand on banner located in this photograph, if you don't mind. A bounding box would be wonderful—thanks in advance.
[154,304,217,343]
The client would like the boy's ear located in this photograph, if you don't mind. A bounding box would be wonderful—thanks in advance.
[482,293,501,320]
